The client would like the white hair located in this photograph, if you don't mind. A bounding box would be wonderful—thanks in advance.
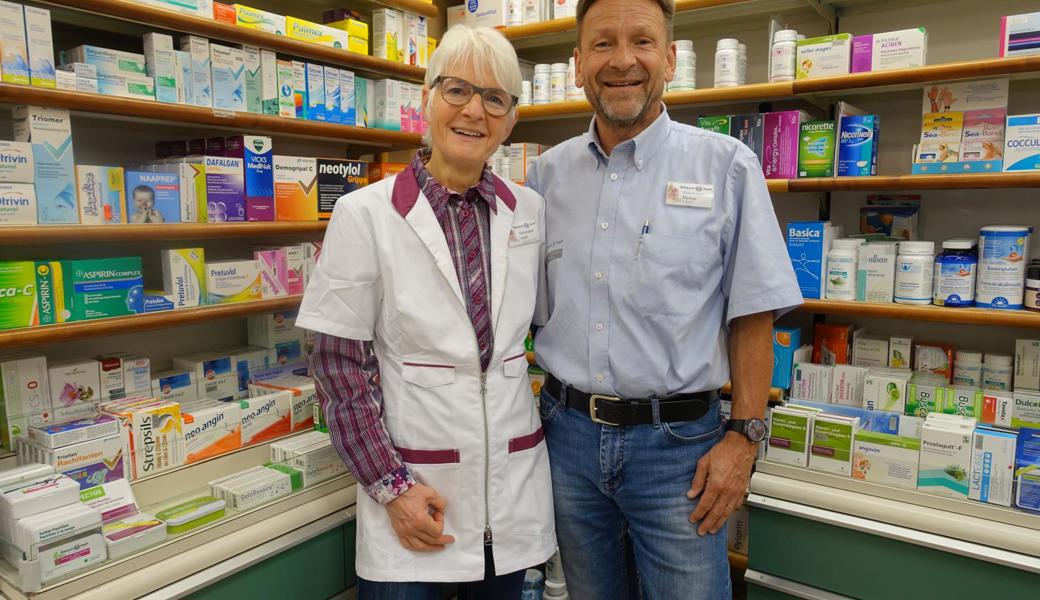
[423,25,522,145]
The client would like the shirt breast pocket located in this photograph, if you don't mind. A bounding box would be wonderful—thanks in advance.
[626,233,715,316]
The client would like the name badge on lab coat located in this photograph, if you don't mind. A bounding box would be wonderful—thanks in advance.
[665,182,714,209]
[509,220,539,247]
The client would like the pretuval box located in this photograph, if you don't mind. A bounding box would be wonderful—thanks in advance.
[13,106,77,224]
[205,259,262,304]
[161,248,206,309]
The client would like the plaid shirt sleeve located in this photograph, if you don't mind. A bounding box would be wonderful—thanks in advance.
[310,332,417,504]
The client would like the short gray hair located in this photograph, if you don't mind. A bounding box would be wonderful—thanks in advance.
[423,25,522,144]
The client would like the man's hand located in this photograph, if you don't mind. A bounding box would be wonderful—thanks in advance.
[686,432,757,536]
[386,483,456,552]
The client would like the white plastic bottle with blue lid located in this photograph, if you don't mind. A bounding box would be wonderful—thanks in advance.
[933,238,977,307]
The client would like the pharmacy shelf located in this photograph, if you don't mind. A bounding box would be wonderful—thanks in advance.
[319,0,439,18]
[0,222,328,246]
[0,84,422,149]
[787,173,1040,192]
[798,299,1040,328]
[729,551,748,571]
[0,296,303,351]
[37,0,426,81]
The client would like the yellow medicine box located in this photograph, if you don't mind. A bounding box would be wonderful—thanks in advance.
[285,16,348,49]
[327,19,369,56]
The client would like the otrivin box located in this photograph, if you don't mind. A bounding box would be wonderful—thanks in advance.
[837,114,879,176]
[96,354,150,401]
[226,135,273,221]
[48,359,101,422]
[0,183,35,224]
[13,105,77,224]
[67,45,146,76]
[276,59,295,118]
[126,171,180,223]
[24,6,55,89]
[786,221,833,299]
[179,35,211,107]
[56,257,144,321]
[798,120,836,178]
[75,166,125,225]
[0,356,51,449]
[305,63,325,121]
[239,390,292,446]
[969,425,1016,507]
[796,34,852,79]
[161,248,205,309]
[242,45,262,113]
[233,4,285,35]
[210,43,245,112]
[143,33,177,104]
[1004,114,1040,172]
[316,159,367,219]
[323,66,341,124]
[0,1,28,85]
[260,49,277,115]
[1000,12,1040,58]
[851,28,927,73]
[0,141,34,183]
[274,156,317,221]
[206,259,261,304]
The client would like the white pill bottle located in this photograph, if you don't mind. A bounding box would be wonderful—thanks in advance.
[894,241,935,305]
[714,38,740,88]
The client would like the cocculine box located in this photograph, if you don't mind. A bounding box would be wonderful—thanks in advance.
[76,166,125,225]
[968,425,1016,507]
[13,105,76,224]
[809,415,859,476]
[179,35,211,107]
[126,171,180,223]
[161,248,205,309]
[796,34,852,79]
[856,242,897,303]
[239,390,292,445]
[143,32,177,103]
[55,257,144,321]
[48,359,101,421]
[0,1,29,85]
[24,6,55,89]
[181,400,242,463]
[0,355,51,449]
[97,354,150,401]
[205,259,262,304]
[851,430,920,489]
[226,135,273,221]
[766,406,815,467]
[1004,114,1040,172]
[851,28,927,73]
[798,120,836,178]
[316,159,367,219]
[763,111,808,180]
[29,415,118,449]
[837,114,879,176]
[210,43,245,112]
[786,220,834,299]
[0,184,35,225]
[40,432,124,488]
[323,66,341,124]
[1016,427,1040,512]
[249,375,316,431]
[254,249,289,297]
[172,351,238,401]
[274,156,318,221]
[233,4,285,35]
[918,414,974,499]
[276,59,295,118]
[242,45,262,113]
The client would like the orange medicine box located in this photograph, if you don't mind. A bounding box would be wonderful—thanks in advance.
[812,323,853,365]
[367,162,407,182]
[273,156,317,221]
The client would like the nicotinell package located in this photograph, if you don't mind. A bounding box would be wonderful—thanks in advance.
[210,43,245,112]
[205,259,262,304]
[75,166,125,225]
[55,257,144,321]
[96,354,150,401]
[226,135,273,221]
[249,375,316,431]
[968,425,1016,506]
[0,183,35,224]
[1004,114,1040,172]
[837,114,880,176]
[181,400,242,464]
[316,159,367,220]
[47,359,101,422]
[0,356,51,449]
[12,105,76,224]
[179,35,211,107]
[161,248,205,309]
[809,414,859,476]
[239,390,292,445]
[172,351,238,402]
[23,6,55,89]
[274,156,318,221]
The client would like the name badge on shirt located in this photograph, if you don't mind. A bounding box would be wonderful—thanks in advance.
[509,220,540,247]
[665,182,714,209]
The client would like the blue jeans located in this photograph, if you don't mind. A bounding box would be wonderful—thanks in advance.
[539,386,732,600]
[357,543,525,600]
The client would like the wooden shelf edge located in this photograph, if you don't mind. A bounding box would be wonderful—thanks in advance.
[376,0,439,18]
[798,299,1040,328]
[793,55,1040,95]
[729,551,748,571]
[0,296,303,350]
[41,0,426,81]
[787,173,1040,192]
[0,222,328,245]
[0,85,422,148]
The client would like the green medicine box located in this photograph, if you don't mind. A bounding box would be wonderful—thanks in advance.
[57,257,144,322]
[0,261,37,330]
[798,120,837,178]
[697,115,732,136]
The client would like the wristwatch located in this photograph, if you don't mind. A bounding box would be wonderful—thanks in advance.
[725,418,767,443]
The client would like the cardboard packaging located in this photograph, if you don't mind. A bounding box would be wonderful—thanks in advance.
[12,106,77,224]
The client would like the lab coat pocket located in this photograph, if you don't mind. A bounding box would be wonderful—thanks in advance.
[628,233,710,316]
[401,362,456,388]
[373,457,463,559]
[504,428,554,534]
[503,352,528,377]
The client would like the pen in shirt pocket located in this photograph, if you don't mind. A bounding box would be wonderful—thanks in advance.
[635,219,650,261]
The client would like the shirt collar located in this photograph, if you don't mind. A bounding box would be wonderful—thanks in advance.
[584,104,672,171]
[410,148,498,214]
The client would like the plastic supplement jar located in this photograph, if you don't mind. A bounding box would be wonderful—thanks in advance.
[982,353,1013,390]
[1027,259,1040,312]
[976,225,1032,309]
[550,63,567,103]
[933,238,977,307]
[895,241,935,305]
[953,350,983,388]
[533,64,551,104]
[825,239,863,300]
[519,80,532,106]
[565,57,583,101]
[669,40,696,91]
[714,39,740,87]
[770,30,798,83]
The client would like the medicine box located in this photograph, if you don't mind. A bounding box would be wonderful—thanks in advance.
[67,46,146,77]
[36,432,123,488]
[205,259,262,304]
[292,60,306,119]
[97,354,150,401]
[0,355,52,449]
[942,387,983,419]
[1013,390,1040,430]
[960,109,1006,165]
[1004,114,1040,172]
[29,415,118,450]
[1000,12,1040,58]
[12,105,77,224]
[125,171,180,223]
[150,370,198,404]
[210,43,245,111]
[54,70,75,90]
[286,16,347,49]
[786,220,833,299]
[225,346,270,397]
[128,402,185,478]
[11,502,101,565]
[57,257,145,322]
[249,375,316,431]
[1015,427,1040,512]
[0,2,29,85]
[239,390,292,446]
[763,111,808,180]
[24,6,55,89]
[791,363,832,404]
[316,159,367,220]
[356,76,371,127]
[980,391,1014,428]
[0,474,80,527]
[809,415,859,476]
[798,120,836,178]
[0,262,41,331]
[247,310,303,348]
[304,63,325,121]
[274,156,318,221]
[203,156,245,221]
[143,33,177,104]
[771,327,800,391]
[102,512,165,559]
[260,48,277,115]
[915,112,963,165]
[255,245,305,295]
[161,248,205,309]
[0,184,35,225]
[242,45,262,113]
[812,322,852,365]
[76,166,126,225]
[918,415,974,499]
[837,114,879,176]
[697,116,731,135]
[172,351,238,401]
[889,335,913,368]
[731,114,764,164]
[767,407,815,467]
[181,400,242,463]
[323,66,341,124]
[851,430,920,489]
[863,369,910,413]
[96,71,155,101]
[79,478,137,524]
[0,465,54,493]
[851,28,927,73]
[1016,339,1040,391]
[233,4,285,35]
[277,59,295,118]
[179,35,211,107]
[796,34,852,79]
[254,249,289,298]
[372,9,402,62]
[831,365,867,407]
[0,141,34,184]
[916,342,955,382]
[226,136,273,221]
[968,426,1016,506]
[854,243,897,304]
[373,79,405,131]
[287,440,346,486]
[47,359,101,422]
[853,337,889,368]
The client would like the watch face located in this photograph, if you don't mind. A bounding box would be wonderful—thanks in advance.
[747,419,767,442]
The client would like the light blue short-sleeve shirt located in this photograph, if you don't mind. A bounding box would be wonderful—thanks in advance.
[527,108,802,398]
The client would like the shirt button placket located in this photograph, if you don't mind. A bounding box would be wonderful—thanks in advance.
[589,163,624,392]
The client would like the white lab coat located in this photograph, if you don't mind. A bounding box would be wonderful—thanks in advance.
[296,165,556,582]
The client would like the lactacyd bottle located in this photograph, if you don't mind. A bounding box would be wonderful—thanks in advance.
[895,241,935,305]
[826,239,863,301]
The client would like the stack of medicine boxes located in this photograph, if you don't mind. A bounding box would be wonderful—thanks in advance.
[18,415,124,489]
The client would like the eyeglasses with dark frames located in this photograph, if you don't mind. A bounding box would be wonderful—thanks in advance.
[432,75,518,116]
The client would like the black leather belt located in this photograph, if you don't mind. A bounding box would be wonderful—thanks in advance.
[545,374,717,427]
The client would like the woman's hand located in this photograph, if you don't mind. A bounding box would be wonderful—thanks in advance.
[386,483,456,552]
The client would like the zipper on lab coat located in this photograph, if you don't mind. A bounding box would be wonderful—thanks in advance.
[481,371,492,545]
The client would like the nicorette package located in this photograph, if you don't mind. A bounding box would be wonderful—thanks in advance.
[205,259,262,304]
[161,248,205,309]
[54,257,144,321]
[249,375,316,432]
[156,496,226,535]
[239,390,292,446]
[181,400,242,464]
[28,415,118,449]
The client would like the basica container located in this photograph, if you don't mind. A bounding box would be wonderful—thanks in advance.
[976,225,1032,309]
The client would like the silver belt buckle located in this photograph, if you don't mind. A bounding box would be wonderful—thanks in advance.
[589,394,621,426]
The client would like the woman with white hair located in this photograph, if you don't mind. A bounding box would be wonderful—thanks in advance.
[298,24,556,599]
